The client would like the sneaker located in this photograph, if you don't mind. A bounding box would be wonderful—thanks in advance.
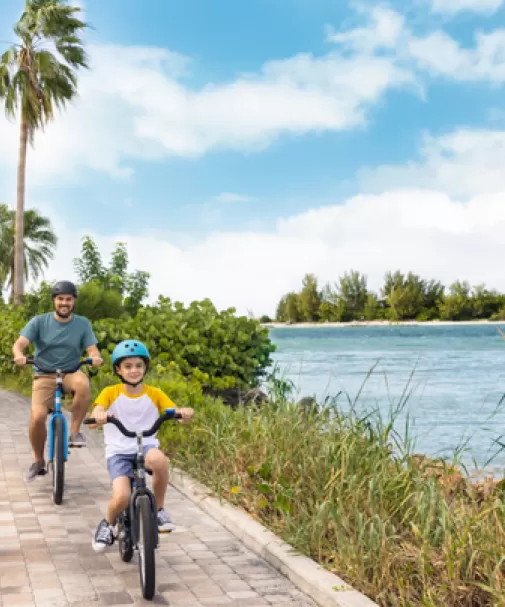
[68,431,87,448]
[92,518,115,552]
[23,460,46,483]
[157,508,176,533]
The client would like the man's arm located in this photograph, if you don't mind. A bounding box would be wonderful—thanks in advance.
[12,336,30,366]
[86,344,103,367]
[82,318,102,367]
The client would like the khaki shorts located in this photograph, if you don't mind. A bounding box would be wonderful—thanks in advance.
[31,370,89,412]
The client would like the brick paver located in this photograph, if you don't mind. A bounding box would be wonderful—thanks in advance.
[0,389,316,607]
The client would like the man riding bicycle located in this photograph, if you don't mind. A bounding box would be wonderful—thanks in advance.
[12,280,103,482]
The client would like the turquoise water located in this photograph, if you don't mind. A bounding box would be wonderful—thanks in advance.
[268,325,505,475]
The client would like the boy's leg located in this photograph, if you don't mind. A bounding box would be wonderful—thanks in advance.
[93,455,133,552]
[145,448,168,509]
[106,477,131,525]
[145,448,176,532]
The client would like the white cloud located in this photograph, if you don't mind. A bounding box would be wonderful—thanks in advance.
[329,5,505,83]
[212,192,254,203]
[430,0,504,15]
[0,37,413,185]
[327,6,405,52]
[358,128,505,198]
[28,185,502,318]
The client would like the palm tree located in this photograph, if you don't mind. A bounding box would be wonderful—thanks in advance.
[0,0,88,304]
[0,203,57,300]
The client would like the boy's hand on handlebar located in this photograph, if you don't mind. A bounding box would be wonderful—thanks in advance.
[95,410,110,424]
[177,407,194,424]
[13,355,27,366]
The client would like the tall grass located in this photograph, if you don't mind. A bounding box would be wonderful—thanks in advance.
[159,374,505,606]
[3,368,505,605]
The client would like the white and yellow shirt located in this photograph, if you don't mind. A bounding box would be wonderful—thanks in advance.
[94,384,176,459]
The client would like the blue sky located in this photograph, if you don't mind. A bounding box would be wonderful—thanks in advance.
[1,0,505,314]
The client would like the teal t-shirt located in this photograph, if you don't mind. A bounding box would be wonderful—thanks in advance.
[20,313,97,372]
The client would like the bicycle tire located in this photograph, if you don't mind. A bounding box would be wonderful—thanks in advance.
[52,416,65,505]
[118,512,134,562]
[137,495,156,600]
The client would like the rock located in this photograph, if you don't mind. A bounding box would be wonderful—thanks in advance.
[204,386,269,409]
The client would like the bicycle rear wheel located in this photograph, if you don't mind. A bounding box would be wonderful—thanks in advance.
[137,495,156,600]
[52,416,65,505]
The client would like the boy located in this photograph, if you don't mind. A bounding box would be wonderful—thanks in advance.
[88,340,193,552]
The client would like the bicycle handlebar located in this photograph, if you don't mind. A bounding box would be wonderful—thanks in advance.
[84,409,183,437]
[23,358,94,374]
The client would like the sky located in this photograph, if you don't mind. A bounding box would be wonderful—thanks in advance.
[1,0,505,316]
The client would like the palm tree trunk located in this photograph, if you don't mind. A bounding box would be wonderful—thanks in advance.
[13,117,28,304]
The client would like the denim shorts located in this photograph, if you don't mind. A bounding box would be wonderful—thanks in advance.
[106,446,155,482]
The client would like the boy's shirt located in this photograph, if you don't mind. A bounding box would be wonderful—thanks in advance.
[94,383,176,458]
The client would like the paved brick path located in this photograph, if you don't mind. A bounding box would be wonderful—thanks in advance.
[0,389,316,607]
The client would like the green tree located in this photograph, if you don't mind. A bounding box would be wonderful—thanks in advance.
[337,270,368,319]
[0,204,57,300]
[299,273,321,321]
[73,236,104,284]
[439,281,473,320]
[363,293,380,320]
[383,271,426,320]
[0,0,88,303]
[73,236,150,315]
[275,295,287,322]
[285,292,302,323]
[470,284,504,319]
[74,281,125,321]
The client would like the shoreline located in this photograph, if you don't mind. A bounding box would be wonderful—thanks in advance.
[262,319,505,329]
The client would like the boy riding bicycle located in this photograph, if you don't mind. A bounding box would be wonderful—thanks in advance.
[88,340,193,552]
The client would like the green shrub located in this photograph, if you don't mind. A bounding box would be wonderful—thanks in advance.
[0,296,275,391]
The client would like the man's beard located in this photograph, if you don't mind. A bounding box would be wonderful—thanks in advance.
[54,305,73,319]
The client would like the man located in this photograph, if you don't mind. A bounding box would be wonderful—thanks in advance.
[12,280,103,482]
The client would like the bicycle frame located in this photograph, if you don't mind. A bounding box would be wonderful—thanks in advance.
[47,372,69,463]
[24,358,93,464]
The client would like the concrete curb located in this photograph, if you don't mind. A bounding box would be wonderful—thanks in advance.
[169,467,378,607]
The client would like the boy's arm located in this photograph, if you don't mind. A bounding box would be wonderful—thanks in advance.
[87,388,112,428]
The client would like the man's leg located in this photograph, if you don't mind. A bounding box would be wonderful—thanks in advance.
[24,377,52,482]
[64,371,91,446]
[145,448,176,532]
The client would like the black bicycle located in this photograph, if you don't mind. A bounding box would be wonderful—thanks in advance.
[84,409,181,600]
[22,358,93,505]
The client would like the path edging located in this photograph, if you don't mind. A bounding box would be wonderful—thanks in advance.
[170,466,378,607]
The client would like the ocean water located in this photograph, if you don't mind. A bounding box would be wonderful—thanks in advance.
[267,324,505,475]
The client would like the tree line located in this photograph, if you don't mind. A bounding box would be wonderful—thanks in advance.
[274,271,505,323]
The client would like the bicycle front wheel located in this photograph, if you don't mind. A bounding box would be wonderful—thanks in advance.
[118,511,134,562]
[52,416,65,505]
[137,495,156,600]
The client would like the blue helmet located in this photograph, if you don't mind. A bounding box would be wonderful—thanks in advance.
[112,340,150,369]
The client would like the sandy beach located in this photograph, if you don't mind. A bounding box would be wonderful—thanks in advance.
[262,319,505,328]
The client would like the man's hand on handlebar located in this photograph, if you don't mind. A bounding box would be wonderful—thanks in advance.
[13,355,27,366]
[90,356,103,368]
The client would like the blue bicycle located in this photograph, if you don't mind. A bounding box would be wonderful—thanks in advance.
[25,357,93,505]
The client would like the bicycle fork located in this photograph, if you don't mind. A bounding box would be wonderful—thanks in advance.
[128,433,159,549]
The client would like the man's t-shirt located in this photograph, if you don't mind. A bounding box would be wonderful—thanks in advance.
[94,384,177,458]
[20,313,97,372]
